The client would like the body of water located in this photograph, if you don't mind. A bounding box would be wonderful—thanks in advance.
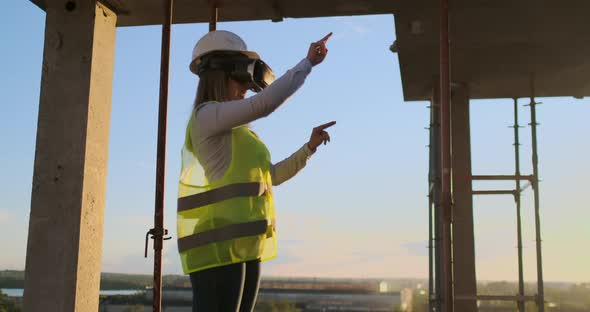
[1,289,143,297]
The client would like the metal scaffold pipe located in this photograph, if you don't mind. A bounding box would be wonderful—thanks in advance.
[149,0,174,311]
[439,0,453,310]
[429,87,443,312]
[513,98,525,312]
[428,100,441,312]
[210,3,218,31]
[529,81,545,312]
[428,131,434,312]
[430,93,442,311]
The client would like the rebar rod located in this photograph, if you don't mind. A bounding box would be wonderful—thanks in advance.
[428,101,441,312]
[529,85,545,312]
[513,98,525,312]
[439,0,453,310]
[151,0,173,310]
[472,190,516,195]
[209,4,218,31]
[428,115,434,312]
[431,94,443,312]
[471,175,533,181]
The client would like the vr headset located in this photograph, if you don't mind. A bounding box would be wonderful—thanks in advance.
[195,52,275,92]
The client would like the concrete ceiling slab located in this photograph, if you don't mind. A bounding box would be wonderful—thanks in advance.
[30,0,400,26]
[29,0,590,101]
[394,0,590,100]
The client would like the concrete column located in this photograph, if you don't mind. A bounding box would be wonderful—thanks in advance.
[450,85,477,311]
[23,2,116,311]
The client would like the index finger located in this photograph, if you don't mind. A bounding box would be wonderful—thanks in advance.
[316,121,337,130]
[318,32,333,44]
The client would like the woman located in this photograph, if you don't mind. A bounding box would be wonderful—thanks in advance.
[177,30,334,312]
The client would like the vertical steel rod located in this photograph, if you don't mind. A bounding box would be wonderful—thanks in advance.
[431,89,443,312]
[439,0,453,310]
[209,4,218,31]
[529,85,545,312]
[428,101,438,312]
[152,0,173,311]
[513,98,525,312]
[428,169,434,312]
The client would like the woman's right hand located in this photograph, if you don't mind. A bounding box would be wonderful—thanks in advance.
[307,121,336,152]
[307,32,332,66]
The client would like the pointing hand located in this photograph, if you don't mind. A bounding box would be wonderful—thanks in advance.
[307,32,332,66]
[307,121,336,152]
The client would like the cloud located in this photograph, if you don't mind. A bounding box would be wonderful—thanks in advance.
[346,22,369,35]
[331,19,372,41]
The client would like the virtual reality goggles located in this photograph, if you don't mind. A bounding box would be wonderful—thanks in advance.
[195,52,275,92]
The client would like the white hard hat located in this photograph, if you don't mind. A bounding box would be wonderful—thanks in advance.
[190,30,260,74]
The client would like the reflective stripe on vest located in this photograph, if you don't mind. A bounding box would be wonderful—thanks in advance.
[177,182,266,212]
[178,219,275,253]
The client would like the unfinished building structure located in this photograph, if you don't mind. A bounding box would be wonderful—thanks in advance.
[23,0,590,311]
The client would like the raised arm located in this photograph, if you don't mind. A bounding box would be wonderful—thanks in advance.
[195,32,332,138]
[195,58,312,137]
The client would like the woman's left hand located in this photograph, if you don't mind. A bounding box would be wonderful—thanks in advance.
[307,121,336,152]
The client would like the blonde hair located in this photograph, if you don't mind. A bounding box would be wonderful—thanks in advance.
[194,70,232,110]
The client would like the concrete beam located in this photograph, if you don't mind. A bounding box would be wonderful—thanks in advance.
[30,0,401,26]
[23,1,116,311]
[450,85,477,311]
[396,2,590,101]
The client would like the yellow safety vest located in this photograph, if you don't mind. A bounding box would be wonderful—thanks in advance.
[177,115,277,274]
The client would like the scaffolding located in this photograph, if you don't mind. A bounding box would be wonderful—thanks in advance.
[427,94,546,311]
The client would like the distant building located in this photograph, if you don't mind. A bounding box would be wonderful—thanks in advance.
[400,288,413,312]
[144,277,413,311]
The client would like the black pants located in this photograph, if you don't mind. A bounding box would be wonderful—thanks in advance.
[189,259,261,312]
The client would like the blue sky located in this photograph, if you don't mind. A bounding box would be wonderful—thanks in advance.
[1,0,589,282]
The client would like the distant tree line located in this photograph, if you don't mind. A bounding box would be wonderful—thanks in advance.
[0,290,21,312]
[410,282,590,312]
[0,270,190,290]
[255,301,301,312]
[0,272,24,289]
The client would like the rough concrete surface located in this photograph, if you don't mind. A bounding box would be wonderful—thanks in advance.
[23,1,116,311]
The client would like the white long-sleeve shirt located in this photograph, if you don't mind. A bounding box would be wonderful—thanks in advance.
[191,58,314,186]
